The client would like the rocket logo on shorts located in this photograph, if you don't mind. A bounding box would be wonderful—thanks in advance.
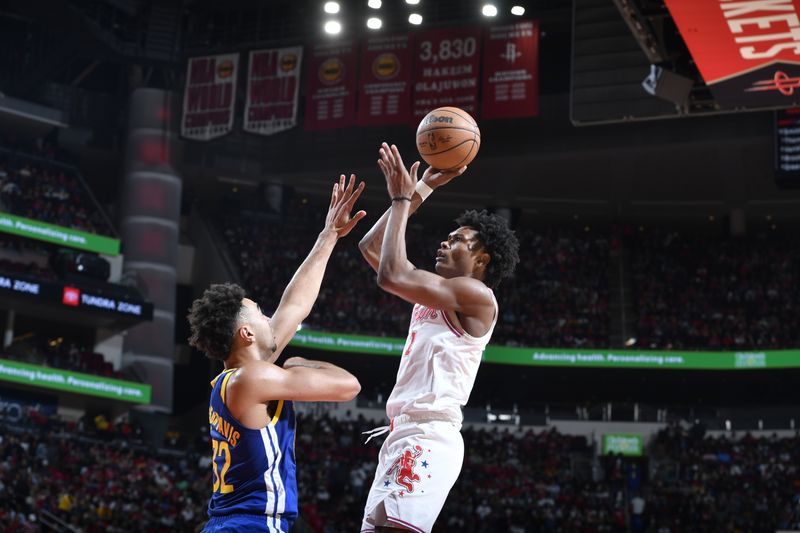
[387,445,423,492]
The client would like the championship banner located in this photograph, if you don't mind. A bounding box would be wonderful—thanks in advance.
[181,53,239,140]
[412,27,482,118]
[357,35,413,125]
[305,41,358,130]
[664,0,800,107]
[244,47,303,136]
[482,20,540,119]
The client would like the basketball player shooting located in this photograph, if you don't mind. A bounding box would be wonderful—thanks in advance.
[358,144,520,532]
[187,175,365,533]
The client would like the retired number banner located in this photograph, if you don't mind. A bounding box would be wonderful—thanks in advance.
[244,47,303,136]
[305,41,358,130]
[357,35,413,126]
[482,20,539,119]
[664,0,800,108]
[412,27,482,118]
[181,54,239,140]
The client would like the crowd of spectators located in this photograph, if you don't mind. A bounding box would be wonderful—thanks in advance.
[0,414,206,533]
[0,148,114,237]
[645,423,800,532]
[2,334,120,380]
[629,229,800,350]
[3,408,800,532]
[0,236,57,280]
[220,208,611,348]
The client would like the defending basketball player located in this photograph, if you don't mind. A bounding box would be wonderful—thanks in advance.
[187,175,365,533]
[358,144,520,532]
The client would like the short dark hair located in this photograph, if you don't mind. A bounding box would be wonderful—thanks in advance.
[455,209,520,289]
[187,283,246,361]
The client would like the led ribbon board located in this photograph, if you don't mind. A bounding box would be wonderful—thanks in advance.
[289,329,800,369]
[0,212,120,255]
[0,359,151,404]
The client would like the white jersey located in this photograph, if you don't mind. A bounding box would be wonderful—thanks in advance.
[385,289,498,424]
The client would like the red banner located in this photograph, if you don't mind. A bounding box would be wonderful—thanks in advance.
[412,27,482,118]
[181,54,239,141]
[304,41,358,130]
[482,20,539,119]
[664,0,800,107]
[357,35,413,126]
[244,47,303,136]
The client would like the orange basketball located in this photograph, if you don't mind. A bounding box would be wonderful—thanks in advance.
[416,107,481,171]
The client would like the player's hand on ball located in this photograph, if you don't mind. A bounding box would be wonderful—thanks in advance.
[378,142,417,200]
[421,165,467,190]
[325,173,366,238]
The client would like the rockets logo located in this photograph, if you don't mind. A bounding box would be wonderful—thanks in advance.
[387,445,423,492]
[747,70,800,96]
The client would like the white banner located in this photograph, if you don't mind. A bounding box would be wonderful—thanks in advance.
[244,46,303,136]
[181,53,239,141]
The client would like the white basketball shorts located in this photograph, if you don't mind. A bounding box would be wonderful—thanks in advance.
[361,418,464,533]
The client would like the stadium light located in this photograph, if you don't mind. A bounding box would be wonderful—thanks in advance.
[511,5,525,16]
[324,20,342,34]
[324,1,340,14]
[367,17,382,29]
[408,13,423,24]
[482,4,498,17]
[406,0,420,4]
[368,0,382,7]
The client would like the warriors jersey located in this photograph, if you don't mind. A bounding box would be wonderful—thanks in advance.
[206,368,298,530]
[385,289,498,424]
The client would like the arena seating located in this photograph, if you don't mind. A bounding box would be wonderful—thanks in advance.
[2,334,119,380]
[629,229,800,350]
[0,148,115,237]
[220,210,612,348]
[3,412,798,532]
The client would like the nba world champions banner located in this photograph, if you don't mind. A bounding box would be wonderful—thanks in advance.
[482,20,540,118]
[305,41,358,130]
[664,0,800,108]
[357,35,413,125]
[244,47,303,136]
[181,54,239,140]
[412,27,483,118]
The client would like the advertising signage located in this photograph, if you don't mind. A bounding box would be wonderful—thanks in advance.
[664,0,800,108]
[0,358,151,404]
[602,434,643,456]
[289,329,800,370]
[0,212,120,256]
[0,272,153,320]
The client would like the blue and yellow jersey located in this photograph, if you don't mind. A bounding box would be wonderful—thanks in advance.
[206,368,298,530]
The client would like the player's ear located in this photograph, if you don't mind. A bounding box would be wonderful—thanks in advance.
[237,324,255,343]
[475,251,491,268]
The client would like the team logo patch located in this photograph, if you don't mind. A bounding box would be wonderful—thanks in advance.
[387,445,423,492]
[216,59,235,80]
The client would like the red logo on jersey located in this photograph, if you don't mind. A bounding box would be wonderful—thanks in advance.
[411,305,438,324]
[388,445,423,492]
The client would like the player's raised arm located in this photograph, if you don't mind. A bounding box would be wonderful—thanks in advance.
[376,144,493,316]
[269,174,365,357]
[358,142,464,272]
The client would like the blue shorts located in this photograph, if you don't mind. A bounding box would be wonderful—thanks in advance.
[202,513,294,532]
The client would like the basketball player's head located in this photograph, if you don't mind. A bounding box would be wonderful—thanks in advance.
[435,210,520,289]
[188,283,278,361]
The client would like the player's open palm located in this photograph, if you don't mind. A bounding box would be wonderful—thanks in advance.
[421,164,467,190]
[378,142,417,199]
[326,174,366,238]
